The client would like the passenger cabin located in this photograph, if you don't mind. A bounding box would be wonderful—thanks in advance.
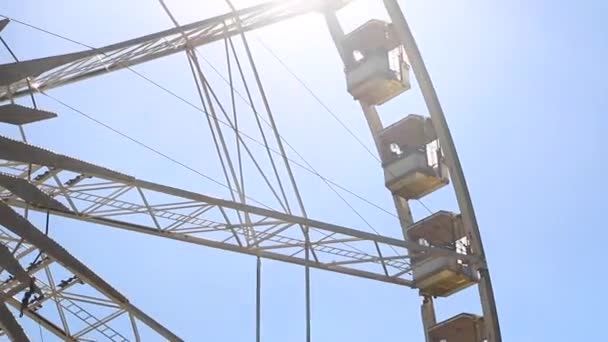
[378,114,449,200]
[342,19,410,105]
[407,211,478,297]
[428,313,485,342]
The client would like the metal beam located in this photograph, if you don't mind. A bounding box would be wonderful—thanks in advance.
[5,296,76,341]
[0,242,30,283]
[382,0,501,340]
[0,50,95,87]
[0,135,133,182]
[0,202,183,342]
[0,104,57,125]
[0,301,29,342]
[0,19,9,34]
[0,138,477,289]
[0,0,348,101]
[0,172,67,211]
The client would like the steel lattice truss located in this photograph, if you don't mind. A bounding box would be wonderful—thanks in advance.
[0,135,471,339]
[0,143,468,290]
[0,0,347,101]
[0,234,176,342]
[0,170,182,340]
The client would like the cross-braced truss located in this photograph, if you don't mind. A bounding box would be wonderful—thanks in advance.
[0,138,469,289]
[0,200,183,341]
[0,134,472,340]
[0,0,348,101]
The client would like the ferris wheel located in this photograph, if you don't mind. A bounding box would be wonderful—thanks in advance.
[0,1,500,341]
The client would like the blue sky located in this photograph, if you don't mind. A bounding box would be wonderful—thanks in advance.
[1,0,607,341]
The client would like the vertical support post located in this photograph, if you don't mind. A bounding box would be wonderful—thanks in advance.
[392,192,414,238]
[421,296,436,342]
[324,11,354,67]
[224,4,316,338]
[256,256,261,342]
[382,1,501,341]
[305,250,311,342]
